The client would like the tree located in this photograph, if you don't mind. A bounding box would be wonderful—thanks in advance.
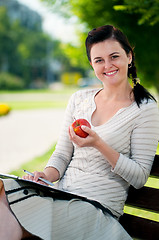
[0,7,19,72]
[41,0,159,92]
[114,0,159,26]
[0,4,83,89]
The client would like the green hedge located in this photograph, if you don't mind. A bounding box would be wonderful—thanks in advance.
[0,72,25,90]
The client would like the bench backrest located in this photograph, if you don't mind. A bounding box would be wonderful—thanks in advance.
[119,154,159,240]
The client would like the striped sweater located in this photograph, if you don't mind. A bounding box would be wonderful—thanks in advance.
[46,88,159,218]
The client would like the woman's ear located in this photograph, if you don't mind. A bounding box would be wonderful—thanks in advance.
[128,52,132,65]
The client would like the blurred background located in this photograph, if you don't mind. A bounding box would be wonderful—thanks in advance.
[0,0,159,174]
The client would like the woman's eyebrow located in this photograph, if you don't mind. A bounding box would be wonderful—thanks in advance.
[93,56,102,61]
[93,52,120,61]
[109,52,120,56]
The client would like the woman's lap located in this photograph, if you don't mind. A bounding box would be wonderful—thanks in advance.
[2,179,132,240]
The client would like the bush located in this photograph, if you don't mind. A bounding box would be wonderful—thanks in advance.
[0,103,10,116]
[0,72,25,90]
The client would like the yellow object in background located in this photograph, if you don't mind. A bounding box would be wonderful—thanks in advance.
[61,72,82,85]
[0,103,10,116]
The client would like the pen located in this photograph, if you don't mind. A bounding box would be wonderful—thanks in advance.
[23,169,54,186]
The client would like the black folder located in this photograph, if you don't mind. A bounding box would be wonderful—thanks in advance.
[0,173,115,218]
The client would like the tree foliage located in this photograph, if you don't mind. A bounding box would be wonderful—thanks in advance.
[114,0,159,26]
[41,0,159,91]
[0,4,82,89]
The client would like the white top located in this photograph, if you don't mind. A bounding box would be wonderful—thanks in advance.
[46,88,159,218]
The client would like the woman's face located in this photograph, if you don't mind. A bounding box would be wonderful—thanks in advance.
[90,39,132,87]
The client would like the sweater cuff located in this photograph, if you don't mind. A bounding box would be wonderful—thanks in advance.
[45,158,66,179]
[111,153,128,176]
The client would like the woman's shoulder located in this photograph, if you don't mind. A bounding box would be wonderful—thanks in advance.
[139,99,159,111]
[135,99,159,123]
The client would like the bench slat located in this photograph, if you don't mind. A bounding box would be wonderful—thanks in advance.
[126,186,159,212]
[120,155,159,239]
[119,213,159,240]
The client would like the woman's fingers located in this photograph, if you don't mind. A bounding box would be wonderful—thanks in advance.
[33,171,46,182]
[22,174,34,181]
[81,125,92,135]
[22,171,47,185]
[69,126,81,144]
[69,125,91,138]
[36,180,48,186]
[69,125,76,138]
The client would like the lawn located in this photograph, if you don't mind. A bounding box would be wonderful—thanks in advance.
[10,144,56,177]
[0,87,79,110]
[6,101,68,110]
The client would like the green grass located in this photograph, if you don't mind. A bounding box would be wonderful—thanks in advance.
[0,87,79,94]
[7,101,67,110]
[10,144,56,177]
[0,87,79,110]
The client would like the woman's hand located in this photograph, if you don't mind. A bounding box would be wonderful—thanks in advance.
[69,125,119,168]
[22,167,60,185]
[22,171,48,186]
[69,123,120,169]
[69,125,100,148]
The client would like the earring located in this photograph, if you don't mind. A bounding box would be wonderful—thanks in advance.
[128,62,132,68]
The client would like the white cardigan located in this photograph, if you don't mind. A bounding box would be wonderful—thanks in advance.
[46,88,159,218]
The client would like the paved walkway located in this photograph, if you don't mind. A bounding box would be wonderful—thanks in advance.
[0,109,65,173]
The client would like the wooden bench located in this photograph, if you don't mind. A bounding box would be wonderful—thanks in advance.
[119,154,159,240]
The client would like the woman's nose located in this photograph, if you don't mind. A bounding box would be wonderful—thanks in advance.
[104,59,112,69]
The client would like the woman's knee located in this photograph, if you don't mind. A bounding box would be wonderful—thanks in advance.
[0,179,43,240]
[0,179,9,206]
[0,179,23,239]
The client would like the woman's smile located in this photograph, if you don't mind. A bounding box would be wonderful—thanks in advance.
[104,70,118,77]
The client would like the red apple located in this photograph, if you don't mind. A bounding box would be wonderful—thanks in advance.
[72,118,91,138]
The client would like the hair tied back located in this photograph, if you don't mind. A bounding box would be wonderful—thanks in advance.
[133,78,140,87]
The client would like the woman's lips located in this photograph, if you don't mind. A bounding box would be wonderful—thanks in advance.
[104,70,118,76]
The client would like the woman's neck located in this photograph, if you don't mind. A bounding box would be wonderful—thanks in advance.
[100,82,133,103]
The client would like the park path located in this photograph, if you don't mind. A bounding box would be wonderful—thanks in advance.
[0,109,65,173]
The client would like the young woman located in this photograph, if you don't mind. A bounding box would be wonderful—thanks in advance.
[0,25,159,240]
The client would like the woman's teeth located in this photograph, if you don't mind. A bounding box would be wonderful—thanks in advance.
[105,70,118,76]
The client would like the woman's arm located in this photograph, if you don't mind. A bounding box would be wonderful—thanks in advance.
[112,102,159,189]
[69,101,159,189]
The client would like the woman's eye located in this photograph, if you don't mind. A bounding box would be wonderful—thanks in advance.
[111,55,119,60]
[95,59,103,63]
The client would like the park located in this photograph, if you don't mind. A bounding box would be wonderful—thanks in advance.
[0,0,159,239]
